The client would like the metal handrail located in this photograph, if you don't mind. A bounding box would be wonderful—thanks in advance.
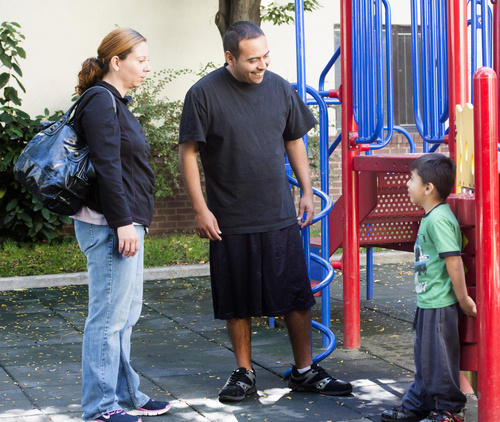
[352,0,385,144]
[469,0,493,102]
[411,0,449,149]
[289,0,337,366]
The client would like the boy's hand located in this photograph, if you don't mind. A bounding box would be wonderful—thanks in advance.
[459,296,477,317]
[445,255,476,317]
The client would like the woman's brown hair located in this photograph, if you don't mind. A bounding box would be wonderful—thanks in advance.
[76,28,146,95]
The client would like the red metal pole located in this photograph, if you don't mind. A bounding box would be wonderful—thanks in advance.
[473,67,500,421]
[340,0,360,348]
[493,1,500,142]
[447,0,469,161]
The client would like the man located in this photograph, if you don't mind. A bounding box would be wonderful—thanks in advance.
[178,21,352,402]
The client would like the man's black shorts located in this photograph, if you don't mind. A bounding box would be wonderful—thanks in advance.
[209,224,316,320]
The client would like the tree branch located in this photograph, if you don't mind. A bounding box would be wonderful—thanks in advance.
[216,0,231,39]
[216,0,262,40]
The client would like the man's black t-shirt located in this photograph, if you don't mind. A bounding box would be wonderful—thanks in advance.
[179,67,317,234]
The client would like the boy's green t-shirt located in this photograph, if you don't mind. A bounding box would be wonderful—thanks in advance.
[414,202,462,309]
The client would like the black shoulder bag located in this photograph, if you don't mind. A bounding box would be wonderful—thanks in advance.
[14,86,116,215]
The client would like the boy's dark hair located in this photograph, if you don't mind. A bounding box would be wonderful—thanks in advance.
[223,21,265,59]
[411,153,456,200]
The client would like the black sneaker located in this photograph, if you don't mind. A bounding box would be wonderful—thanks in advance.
[288,362,353,396]
[129,399,171,416]
[421,410,465,422]
[92,409,141,422]
[381,404,429,422]
[218,367,257,402]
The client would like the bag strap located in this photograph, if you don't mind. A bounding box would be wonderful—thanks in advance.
[44,86,117,136]
[81,86,117,112]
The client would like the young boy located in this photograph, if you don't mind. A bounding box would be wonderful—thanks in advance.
[381,153,477,422]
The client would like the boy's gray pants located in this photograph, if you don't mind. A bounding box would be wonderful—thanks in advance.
[402,304,467,413]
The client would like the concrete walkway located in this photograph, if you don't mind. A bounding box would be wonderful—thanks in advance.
[0,258,477,421]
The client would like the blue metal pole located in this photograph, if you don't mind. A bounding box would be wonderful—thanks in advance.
[293,0,333,350]
[318,47,340,92]
[411,0,426,138]
[294,0,310,275]
[411,0,447,147]
[471,0,478,100]
[366,247,374,300]
[438,0,449,125]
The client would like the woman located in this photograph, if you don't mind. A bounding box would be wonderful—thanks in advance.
[73,28,170,422]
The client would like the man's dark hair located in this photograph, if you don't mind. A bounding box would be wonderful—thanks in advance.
[223,21,265,59]
[411,153,456,200]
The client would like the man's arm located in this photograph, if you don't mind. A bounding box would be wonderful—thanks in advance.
[445,255,477,317]
[284,138,314,228]
[178,141,222,241]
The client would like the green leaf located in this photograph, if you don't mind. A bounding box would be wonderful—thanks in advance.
[4,213,14,224]
[0,53,12,69]
[4,86,21,106]
[20,212,32,222]
[11,62,22,77]
[0,72,9,89]
[14,108,30,120]
[12,74,25,93]
[4,36,17,48]
[6,197,18,208]
[43,222,55,231]
[59,215,72,224]
[0,111,13,124]
[6,126,23,137]
[42,228,56,240]
[16,46,26,59]
[41,207,51,220]
[47,213,58,223]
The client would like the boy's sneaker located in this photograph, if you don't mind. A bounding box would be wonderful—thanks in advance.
[421,410,465,422]
[218,367,257,402]
[288,362,353,396]
[381,404,429,422]
[92,409,141,422]
[129,399,171,416]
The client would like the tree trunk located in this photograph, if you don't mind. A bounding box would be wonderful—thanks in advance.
[216,0,262,39]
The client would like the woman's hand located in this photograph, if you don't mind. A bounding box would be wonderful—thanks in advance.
[117,225,139,258]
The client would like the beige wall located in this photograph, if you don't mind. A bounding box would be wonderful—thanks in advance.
[2,0,410,117]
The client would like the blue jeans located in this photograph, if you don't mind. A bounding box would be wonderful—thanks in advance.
[75,221,149,421]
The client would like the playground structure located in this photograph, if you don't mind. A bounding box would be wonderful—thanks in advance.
[288,0,500,419]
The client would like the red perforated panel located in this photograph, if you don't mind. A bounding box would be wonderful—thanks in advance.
[360,220,420,244]
[360,172,423,247]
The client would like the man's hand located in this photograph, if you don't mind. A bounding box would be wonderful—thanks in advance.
[297,193,315,228]
[195,208,222,241]
[179,141,222,241]
[117,225,139,258]
[285,138,315,229]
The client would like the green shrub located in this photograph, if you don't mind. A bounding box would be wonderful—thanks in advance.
[130,69,190,199]
[261,0,320,25]
[130,63,216,200]
[0,21,70,242]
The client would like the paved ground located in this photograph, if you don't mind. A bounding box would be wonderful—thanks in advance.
[0,260,478,421]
